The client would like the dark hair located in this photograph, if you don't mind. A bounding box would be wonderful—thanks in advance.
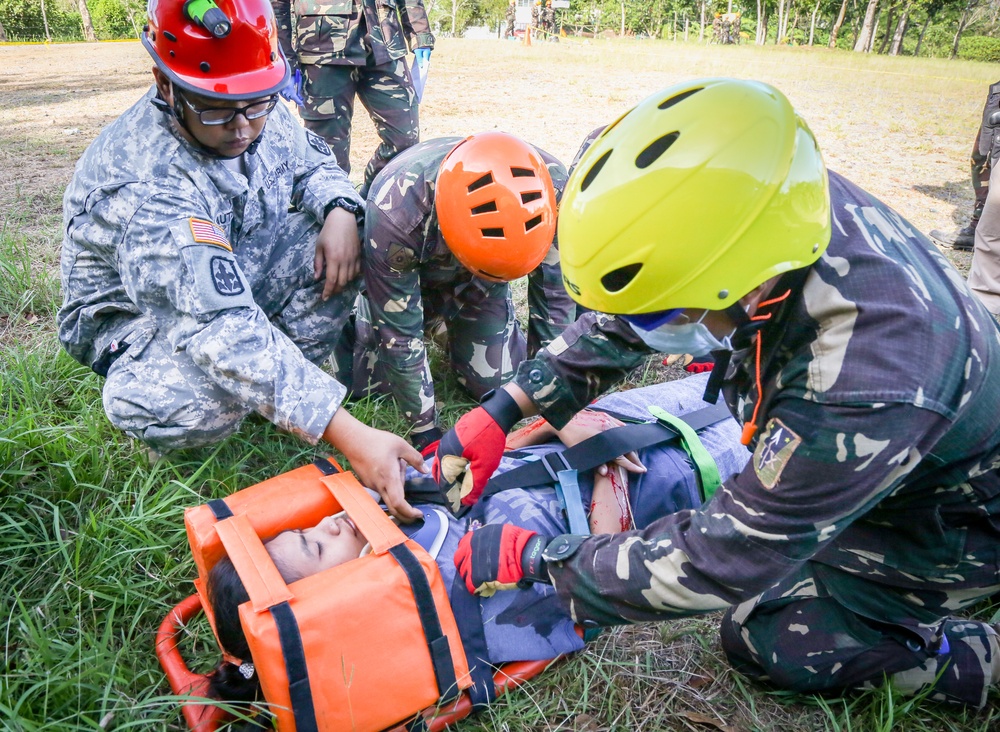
[206,556,262,704]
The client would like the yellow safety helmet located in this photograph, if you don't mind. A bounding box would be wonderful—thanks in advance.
[557,78,831,314]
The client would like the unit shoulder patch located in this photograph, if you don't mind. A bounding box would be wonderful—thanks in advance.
[752,417,801,489]
[188,217,232,251]
[305,130,332,156]
[210,256,245,296]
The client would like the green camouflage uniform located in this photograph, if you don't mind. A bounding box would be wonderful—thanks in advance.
[350,136,576,447]
[59,88,363,450]
[514,171,1000,706]
[272,0,435,196]
[504,2,516,37]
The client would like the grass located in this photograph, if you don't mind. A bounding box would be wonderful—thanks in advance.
[2,37,999,732]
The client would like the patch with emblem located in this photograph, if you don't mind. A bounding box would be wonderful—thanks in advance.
[752,418,801,489]
[189,217,232,251]
[210,256,245,296]
[305,130,332,156]
[386,242,416,271]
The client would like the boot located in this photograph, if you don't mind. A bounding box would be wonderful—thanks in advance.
[929,224,976,251]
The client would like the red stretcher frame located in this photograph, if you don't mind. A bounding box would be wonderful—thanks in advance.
[156,593,568,732]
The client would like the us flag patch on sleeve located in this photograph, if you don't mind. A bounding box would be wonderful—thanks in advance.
[188,218,232,251]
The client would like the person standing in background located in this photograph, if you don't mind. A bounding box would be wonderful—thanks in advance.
[271,0,435,197]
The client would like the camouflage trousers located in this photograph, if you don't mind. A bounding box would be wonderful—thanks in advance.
[720,562,1000,707]
[300,57,419,198]
[103,213,358,450]
[972,125,991,224]
[970,143,1000,315]
[338,286,527,423]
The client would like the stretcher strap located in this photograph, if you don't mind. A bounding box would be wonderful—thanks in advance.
[482,400,731,497]
[270,601,318,732]
[207,499,233,520]
[448,570,496,711]
[648,406,723,501]
[554,470,590,536]
[389,544,460,703]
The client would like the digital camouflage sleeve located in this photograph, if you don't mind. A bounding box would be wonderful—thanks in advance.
[59,90,362,443]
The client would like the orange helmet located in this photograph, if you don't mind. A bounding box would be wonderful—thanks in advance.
[142,0,288,100]
[436,132,557,282]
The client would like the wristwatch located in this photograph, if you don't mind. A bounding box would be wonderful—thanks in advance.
[324,197,364,223]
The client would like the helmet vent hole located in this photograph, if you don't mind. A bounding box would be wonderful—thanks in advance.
[468,173,493,193]
[481,227,505,238]
[169,50,176,57]
[510,167,535,178]
[163,30,177,42]
[635,132,679,169]
[200,61,211,73]
[521,191,542,204]
[657,88,702,110]
[524,215,543,232]
[601,263,642,293]
[471,201,498,215]
[271,52,277,61]
[580,150,612,192]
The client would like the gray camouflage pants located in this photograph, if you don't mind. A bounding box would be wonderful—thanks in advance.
[720,563,1000,707]
[300,57,419,198]
[103,215,358,450]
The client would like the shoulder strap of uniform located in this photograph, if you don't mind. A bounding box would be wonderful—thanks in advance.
[480,399,732,499]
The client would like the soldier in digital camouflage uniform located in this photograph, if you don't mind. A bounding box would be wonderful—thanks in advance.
[542,0,555,37]
[504,0,516,38]
[58,0,425,521]
[443,80,1000,707]
[345,133,576,450]
[272,0,434,197]
[531,0,540,35]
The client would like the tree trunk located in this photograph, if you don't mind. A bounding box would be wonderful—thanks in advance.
[888,3,910,54]
[790,5,800,40]
[829,0,848,47]
[756,0,767,44]
[951,0,977,59]
[877,2,895,53]
[620,0,626,36]
[866,10,879,51]
[854,0,879,51]
[700,0,706,40]
[450,0,457,35]
[809,0,821,44]
[40,0,52,42]
[914,13,931,54]
[78,0,97,41]
[0,17,7,42]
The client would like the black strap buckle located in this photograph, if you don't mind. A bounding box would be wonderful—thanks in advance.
[540,451,570,482]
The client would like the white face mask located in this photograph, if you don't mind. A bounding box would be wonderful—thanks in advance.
[629,310,734,356]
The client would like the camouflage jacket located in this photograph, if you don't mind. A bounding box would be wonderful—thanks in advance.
[58,87,363,444]
[273,0,435,68]
[525,171,1000,627]
[363,136,575,434]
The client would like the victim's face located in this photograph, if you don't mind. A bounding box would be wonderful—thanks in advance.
[265,514,367,583]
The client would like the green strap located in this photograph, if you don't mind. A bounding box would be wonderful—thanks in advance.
[647,405,723,502]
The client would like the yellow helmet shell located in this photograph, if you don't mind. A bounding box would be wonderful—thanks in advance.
[558,78,831,314]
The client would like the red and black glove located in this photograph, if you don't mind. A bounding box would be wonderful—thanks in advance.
[453,524,549,597]
[432,389,522,514]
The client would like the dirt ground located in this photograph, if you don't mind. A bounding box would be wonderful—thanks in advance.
[1,37,995,273]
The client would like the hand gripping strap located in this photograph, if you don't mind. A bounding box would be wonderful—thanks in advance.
[480,400,732,499]
[647,405,723,501]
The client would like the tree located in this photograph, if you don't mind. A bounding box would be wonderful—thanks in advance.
[808,0,822,44]
[0,16,7,40]
[950,0,980,58]
[77,0,96,39]
[854,0,880,50]
[888,0,911,53]
[829,0,849,46]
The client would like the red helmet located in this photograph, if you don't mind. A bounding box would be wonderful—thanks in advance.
[142,0,288,100]
[436,132,557,282]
